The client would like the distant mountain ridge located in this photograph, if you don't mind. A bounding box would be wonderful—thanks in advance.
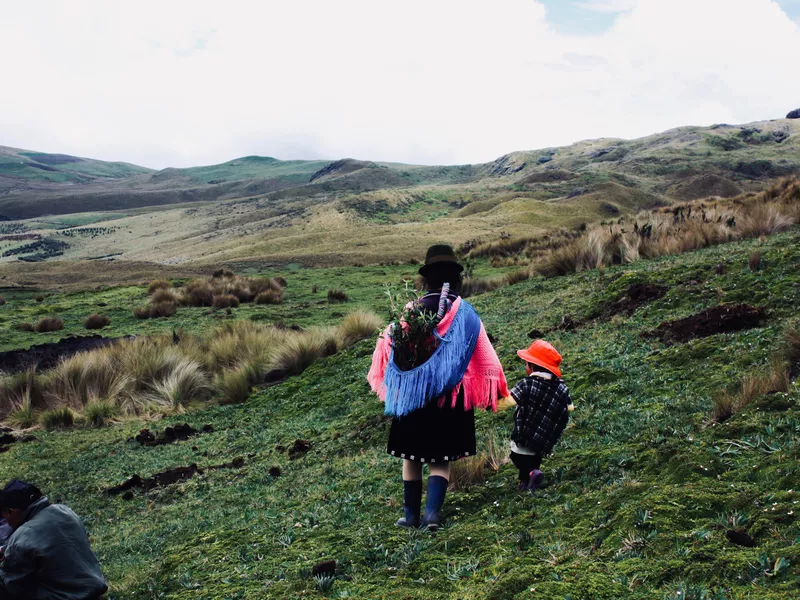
[0,117,798,271]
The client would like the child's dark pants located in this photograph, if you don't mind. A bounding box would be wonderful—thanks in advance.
[510,451,542,483]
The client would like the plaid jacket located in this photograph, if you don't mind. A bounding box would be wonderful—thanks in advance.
[510,372,571,455]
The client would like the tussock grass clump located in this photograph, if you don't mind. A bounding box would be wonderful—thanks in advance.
[449,455,487,491]
[133,301,177,319]
[255,289,284,305]
[274,276,287,288]
[41,406,75,430]
[150,288,180,304]
[84,314,111,330]
[217,362,261,405]
[338,310,383,346]
[712,358,790,423]
[84,399,119,427]
[0,297,5,306]
[6,400,37,429]
[785,326,800,379]
[35,295,44,303]
[272,329,339,376]
[15,322,34,332]
[748,249,763,271]
[328,289,349,303]
[532,177,800,278]
[212,294,240,309]
[147,280,171,295]
[212,268,235,279]
[34,317,64,333]
[449,434,507,491]
[1,311,370,420]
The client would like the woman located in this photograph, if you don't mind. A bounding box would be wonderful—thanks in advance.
[368,244,509,530]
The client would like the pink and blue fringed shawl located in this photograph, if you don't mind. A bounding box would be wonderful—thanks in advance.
[367,297,509,417]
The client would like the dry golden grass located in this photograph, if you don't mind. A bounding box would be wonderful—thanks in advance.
[338,310,383,346]
[84,313,111,329]
[14,322,34,332]
[133,301,177,319]
[147,280,171,295]
[448,434,508,491]
[255,289,284,305]
[534,177,800,278]
[212,294,240,309]
[34,317,64,333]
[712,357,791,423]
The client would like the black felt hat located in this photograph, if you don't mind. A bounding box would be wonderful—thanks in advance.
[418,244,464,278]
[0,480,42,511]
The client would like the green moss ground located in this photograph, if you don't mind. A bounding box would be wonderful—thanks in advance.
[0,231,799,598]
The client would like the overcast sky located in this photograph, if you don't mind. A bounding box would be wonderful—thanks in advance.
[1,0,799,169]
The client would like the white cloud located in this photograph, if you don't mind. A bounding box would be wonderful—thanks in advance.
[573,0,638,12]
[0,0,798,168]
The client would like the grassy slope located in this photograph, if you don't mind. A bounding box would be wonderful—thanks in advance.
[1,230,798,599]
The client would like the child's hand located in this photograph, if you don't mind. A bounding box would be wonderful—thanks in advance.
[497,396,516,411]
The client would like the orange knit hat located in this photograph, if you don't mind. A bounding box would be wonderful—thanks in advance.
[516,340,562,377]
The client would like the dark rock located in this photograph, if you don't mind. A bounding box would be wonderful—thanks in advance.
[0,335,122,375]
[202,424,213,432]
[726,529,756,547]
[537,156,552,164]
[134,429,156,445]
[312,560,336,577]
[787,108,800,119]
[0,434,16,445]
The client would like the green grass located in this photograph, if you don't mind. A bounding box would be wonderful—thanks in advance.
[0,231,798,598]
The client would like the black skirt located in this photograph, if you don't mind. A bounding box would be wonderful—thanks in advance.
[387,390,476,463]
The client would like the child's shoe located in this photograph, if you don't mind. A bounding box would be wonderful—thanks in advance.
[527,469,544,491]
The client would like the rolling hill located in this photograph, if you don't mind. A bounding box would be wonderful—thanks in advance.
[0,118,798,278]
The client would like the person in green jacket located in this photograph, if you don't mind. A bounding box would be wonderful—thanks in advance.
[0,480,107,600]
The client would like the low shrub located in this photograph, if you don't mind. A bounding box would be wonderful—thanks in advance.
[212,294,240,309]
[328,289,349,303]
[712,358,790,423]
[15,322,34,332]
[35,317,64,333]
[147,280,171,295]
[84,314,111,330]
[84,399,119,427]
[255,289,284,305]
[41,406,75,430]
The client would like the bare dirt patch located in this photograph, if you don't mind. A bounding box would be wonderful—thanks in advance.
[107,457,246,498]
[132,423,213,447]
[0,335,122,374]
[288,439,312,459]
[645,304,763,344]
[598,283,669,319]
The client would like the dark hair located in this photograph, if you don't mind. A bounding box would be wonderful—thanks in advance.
[423,264,463,294]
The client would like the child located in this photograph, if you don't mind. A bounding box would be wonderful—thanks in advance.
[508,340,572,490]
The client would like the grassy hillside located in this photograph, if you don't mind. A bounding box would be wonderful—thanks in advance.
[0,146,152,188]
[1,119,798,267]
[0,229,797,598]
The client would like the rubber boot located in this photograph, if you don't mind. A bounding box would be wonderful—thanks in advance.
[395,479,422,528]
[421,475,448,531]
